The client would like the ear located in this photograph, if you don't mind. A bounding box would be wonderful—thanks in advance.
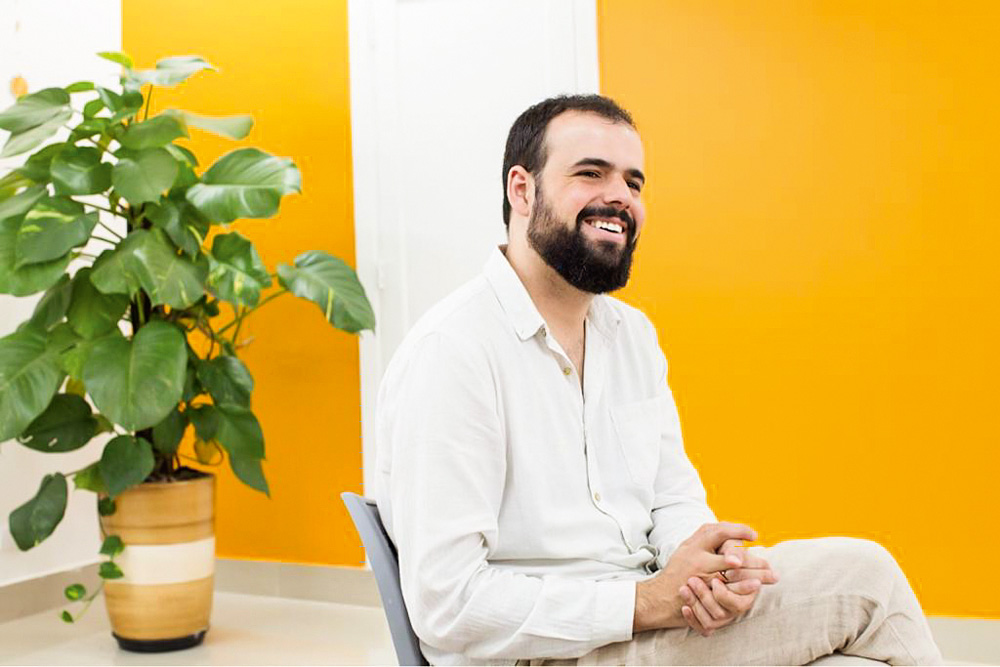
[506,166,534,219]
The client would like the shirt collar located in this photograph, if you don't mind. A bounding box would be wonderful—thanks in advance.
[484,246,622,342]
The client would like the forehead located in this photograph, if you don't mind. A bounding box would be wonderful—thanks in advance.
[542,110,644,171]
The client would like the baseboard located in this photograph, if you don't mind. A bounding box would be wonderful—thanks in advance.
[214,558,380,608]
[0,563,100,624]
[926,616,1000,665]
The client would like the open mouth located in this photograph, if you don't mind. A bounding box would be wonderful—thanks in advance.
[582,216,628,242]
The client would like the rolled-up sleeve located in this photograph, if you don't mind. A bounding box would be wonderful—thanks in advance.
[378,332,635,661]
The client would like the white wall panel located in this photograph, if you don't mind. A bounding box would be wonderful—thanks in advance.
[348,0,599,496]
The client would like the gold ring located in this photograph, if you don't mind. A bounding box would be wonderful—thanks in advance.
[720,570,729,583]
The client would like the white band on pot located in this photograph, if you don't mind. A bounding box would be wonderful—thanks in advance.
[114,537,215,585]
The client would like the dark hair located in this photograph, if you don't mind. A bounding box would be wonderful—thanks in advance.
[501,94,635,227]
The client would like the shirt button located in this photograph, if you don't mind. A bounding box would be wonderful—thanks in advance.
[562,367,571,376]
[593,491,601,502]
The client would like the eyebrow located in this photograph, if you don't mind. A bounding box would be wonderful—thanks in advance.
[570,157,645,185]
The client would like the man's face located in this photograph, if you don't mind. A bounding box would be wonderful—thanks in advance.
[526,111,646,294]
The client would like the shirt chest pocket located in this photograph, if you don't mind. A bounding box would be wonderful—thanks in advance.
[609,397,662,490]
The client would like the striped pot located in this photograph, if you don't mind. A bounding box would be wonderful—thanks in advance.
[99,473,215,652]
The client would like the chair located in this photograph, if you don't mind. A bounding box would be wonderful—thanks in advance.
[342,492,887,667]
[341,492,428,666]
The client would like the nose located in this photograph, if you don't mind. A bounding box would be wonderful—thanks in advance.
[603,175,632,207]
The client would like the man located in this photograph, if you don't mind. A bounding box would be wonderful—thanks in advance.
[374,95,942,665]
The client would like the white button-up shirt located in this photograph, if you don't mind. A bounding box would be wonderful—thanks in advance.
[374,248,717,665]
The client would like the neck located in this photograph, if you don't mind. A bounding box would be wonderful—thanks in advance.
[503,236,593,335]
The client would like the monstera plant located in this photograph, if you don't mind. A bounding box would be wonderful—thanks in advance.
[0,53,374,633]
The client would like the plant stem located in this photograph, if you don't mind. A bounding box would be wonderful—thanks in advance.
[143,85,153,121]
[216,289,289,335]
[87,204,128,221]
[231,305,245,344]
[90,234,119,246]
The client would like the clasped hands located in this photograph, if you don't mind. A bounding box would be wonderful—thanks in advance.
[633,523,779,637]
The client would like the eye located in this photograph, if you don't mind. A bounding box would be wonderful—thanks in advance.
[628,181,642,192]
[577,170,601,179]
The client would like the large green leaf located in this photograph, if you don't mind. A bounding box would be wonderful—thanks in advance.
[14,197,97,268]
[0,215,71,296]
[111,148,178,205]
[0,185,45,221]
[97,51,134,69]
[118,114,188,150]
[99,435,155,496]
[197,355,253,407]
[128,56,215,88]
[17,394,97,453]
[17,143,66,183]
[1,110,72,158]
[67,267,129,338]
[0,170,34,200]
[188,403,267,494]
[0,330,64,441]
[8,473,68,550]
[207,232,271,307]
[82,321,186,430]
[167,110,253,140]
[186,148,300,222]
[50,146,112,195]
[18,274,72,333]
[96,87,143,121]
[147,199,208,257]
[90,229,206,308]
[277,251,375,333]
[230,456,269,496]
[73,462,105,493]
[0,88,70,133]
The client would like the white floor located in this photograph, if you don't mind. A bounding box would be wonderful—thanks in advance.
[0,592,397,666]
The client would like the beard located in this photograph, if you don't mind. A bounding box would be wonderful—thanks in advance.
[526,186,637,294]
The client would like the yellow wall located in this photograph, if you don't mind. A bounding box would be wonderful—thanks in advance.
[124,1,364,566]
[599,1,999,617]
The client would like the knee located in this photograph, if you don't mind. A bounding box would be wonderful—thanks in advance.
[818,537,903,587]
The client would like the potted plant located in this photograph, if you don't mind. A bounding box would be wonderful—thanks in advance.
[0,52,375,652]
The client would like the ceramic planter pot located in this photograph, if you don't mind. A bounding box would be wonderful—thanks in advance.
[99,472,215,652]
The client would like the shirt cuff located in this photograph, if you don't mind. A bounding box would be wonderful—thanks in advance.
[594,579,636,645]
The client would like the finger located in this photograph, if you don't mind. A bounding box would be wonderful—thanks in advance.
[712,577,759,614]
[688,576,730,621]
[681,605,711,637]
[697,522,758,551]
[702,551,745,575]
[722,567,780,585]
[716,538,743,556]
[687,595,719,634]
[725,578,764,596]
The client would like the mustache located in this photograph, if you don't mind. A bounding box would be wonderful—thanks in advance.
[576,205,635,234]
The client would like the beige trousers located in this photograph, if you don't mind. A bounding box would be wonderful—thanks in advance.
[525,537,943,666]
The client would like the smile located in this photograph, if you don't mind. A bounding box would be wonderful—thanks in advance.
[583,217,626,236]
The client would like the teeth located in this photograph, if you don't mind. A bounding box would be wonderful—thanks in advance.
[591,219,623,234]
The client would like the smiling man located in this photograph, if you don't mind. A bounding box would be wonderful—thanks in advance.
[374,95,942,666]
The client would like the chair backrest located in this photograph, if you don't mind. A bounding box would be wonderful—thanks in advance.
[341,492,428,666]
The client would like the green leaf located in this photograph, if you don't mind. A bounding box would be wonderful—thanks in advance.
[186,148,300,222]
[0,214,70,295]
[0,329,64,441]
[95,87,143,120]
[73,462,106,493]
[0,88,70,133]
[277,251,375,333]
[50,146,112,195]
[230,455,269,496]
[213,403,264,460]
[98,561,124,579]
[187,404,218,441]
[100,535,124,557]
[193,437,222,465]
[17,394,97,453]
[197,355,253,407]
[99,435,154,496]
[64,583,86,600]
[97,51,134,69]
[14,197,97,268]
[83,98,105,119]
[69,118,110,142]
[67,267,129,338]
[151,406,187,456]
[207,232,271,307]
[65,82,95,93]
[0,170,34,201]
[65,377,86,396]
[17,143,65,183]
[98,496,116,516]
[129,56,215,88]
[119,114,188,150]
[1,110,72,158]
[61,610,74,623]
[60,334,105,382]
[0,184,45,221]
[167,110,253,140]
[146,199,208,257]
[18,273,72,333]
[111,148,178,205]
[90,229,206,308]
[83,322,186,430]
[8,473,68,550]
